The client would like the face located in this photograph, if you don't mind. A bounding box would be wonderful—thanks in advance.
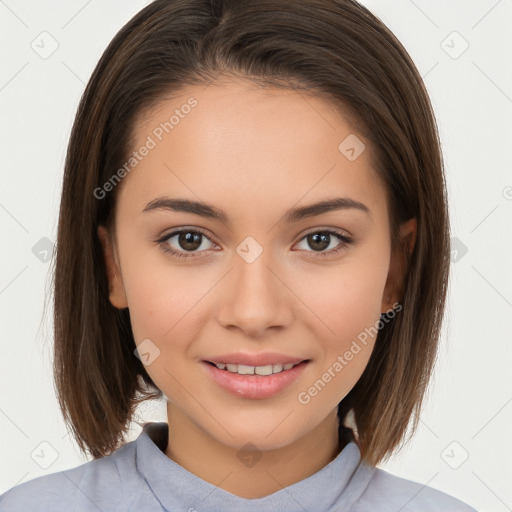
[98,79,416,453]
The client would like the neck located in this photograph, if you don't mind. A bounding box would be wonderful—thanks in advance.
[164,404,345,499]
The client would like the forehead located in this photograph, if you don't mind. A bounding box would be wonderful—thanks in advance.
[119,79,387,224]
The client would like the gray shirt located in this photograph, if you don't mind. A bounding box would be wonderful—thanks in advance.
[0,422,477,511]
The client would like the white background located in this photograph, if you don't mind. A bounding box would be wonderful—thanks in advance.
[1,1,511,510]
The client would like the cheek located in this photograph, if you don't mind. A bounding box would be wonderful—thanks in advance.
[126,269,204,345]
[115,235,197,344]
[295,256,388,340]
[294,265,386,406]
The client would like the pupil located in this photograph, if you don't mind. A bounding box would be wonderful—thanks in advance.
[309,232,329,251]
[179,232,201,251]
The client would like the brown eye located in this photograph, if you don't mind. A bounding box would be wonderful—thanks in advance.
[176,231,203,251]
[296,230,353,257]
[307,232,331,251]
[157,229,216,259]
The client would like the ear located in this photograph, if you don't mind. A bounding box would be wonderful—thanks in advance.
[381,217,417,313]
[97,225,128,309]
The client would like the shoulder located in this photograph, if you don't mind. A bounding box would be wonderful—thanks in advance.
[354,466,478,512]
[0,440,139,512]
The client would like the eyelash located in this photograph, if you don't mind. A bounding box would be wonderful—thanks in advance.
[156,227,353,260]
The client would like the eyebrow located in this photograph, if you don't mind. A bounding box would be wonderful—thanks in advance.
[141,196,371,224]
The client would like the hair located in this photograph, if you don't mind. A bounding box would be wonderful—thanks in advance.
[51,0,450,465]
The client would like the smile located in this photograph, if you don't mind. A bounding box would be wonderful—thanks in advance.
[201,360,310,399]
[207,361,301,376]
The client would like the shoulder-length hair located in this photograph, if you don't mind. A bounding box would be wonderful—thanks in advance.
[52,0,449,465]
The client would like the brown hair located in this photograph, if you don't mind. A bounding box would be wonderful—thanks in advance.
[51,0,449,465]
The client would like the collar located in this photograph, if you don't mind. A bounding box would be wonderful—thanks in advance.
[135,422,375,512]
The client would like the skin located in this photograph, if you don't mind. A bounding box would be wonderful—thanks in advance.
[98,79,416,498]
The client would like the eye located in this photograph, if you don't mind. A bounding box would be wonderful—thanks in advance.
[156,228,353,260]
[295,229,353,257]
[156,228,217,259]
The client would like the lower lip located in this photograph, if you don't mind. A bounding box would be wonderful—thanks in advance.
[201,360,310,399]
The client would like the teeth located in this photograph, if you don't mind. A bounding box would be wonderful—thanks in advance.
[214,362,299,375]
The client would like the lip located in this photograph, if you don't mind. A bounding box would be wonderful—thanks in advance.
[203,351,307,367]
[201,359,310,399]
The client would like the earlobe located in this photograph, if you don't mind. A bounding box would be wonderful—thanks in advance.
[97,225,128,309]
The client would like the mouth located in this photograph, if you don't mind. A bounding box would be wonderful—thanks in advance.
[204,360,309,376]
[201,359,311,399]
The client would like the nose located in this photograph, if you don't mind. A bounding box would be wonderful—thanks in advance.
[216,249,293,338]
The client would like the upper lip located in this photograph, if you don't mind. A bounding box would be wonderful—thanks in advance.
[204,352,309,367]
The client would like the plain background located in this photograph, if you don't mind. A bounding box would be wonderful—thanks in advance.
[0,1,511,510]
